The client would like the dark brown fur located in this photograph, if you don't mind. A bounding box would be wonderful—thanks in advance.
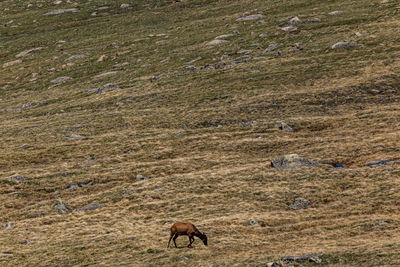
[167,222,208,248]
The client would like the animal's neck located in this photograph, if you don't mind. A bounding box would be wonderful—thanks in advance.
[194,230,203,238]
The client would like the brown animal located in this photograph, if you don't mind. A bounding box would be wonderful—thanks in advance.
[167,222,208,248]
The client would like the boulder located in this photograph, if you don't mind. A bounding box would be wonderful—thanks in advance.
[271,154,320,169]
[54,201,69,214]
[73,203,101,212]
[236,14,265,21]
[289,198,311,210]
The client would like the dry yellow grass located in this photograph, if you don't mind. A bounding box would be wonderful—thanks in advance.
[1,0,400,266]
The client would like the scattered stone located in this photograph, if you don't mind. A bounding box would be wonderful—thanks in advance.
[233,56,251,64]
[5,174,25,183]
[215,33,235,39]
[94,71,119,78]
[259,33,268,38]
[97,6,109,10]
[237,49,252,54]
[120,4,132,9]
[162,227,170,232]
[54,200,69,214]
[331,41,359,49]
[73,203,101,212]
[381,0,393,3]
[150,76,160,82]
[249,219,259,226]
[21,240,35,245]
[136,174,149,181]
[121,189,138,195]
[236,14,265,21]
[365,159,400,167]
[44,8,78,15]
[87,83,118,94]
[184,65,196,72]
[3,222,15,230]
[329,11,344,15]
[185,57,201,65]
[15,47,43,58]
[0,252,13,257]
[97,55,108,62]
[276,121,293,132]
[21,144,31,149]
[289,198,311,210]
[3,59,22,68]
[355,32,363,37]
[282,253,323,263]
[51,76,71,84]
[280,26,298,32]
[113,62,129,67]
[64,54,86,62]
[53,0,62,5]
[304,18,321,24]
[69,134,86,139]
[270,154,320,169]
[288,16,302,25]
[206,39,229,46]
[264,43,281,52]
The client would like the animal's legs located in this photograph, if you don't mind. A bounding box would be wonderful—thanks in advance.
[167,232,174,248]
[173,234,179,248]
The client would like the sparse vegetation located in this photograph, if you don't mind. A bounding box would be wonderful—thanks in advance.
[1,0,400,266]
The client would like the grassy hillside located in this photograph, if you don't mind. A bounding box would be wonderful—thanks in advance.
[1,0,400,266]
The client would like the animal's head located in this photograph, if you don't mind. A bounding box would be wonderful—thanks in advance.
[201,232,208,246]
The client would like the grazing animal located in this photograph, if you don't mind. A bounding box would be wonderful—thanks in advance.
[167,222,208,248]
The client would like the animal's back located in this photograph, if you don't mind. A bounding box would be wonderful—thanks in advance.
[171,222,197,234]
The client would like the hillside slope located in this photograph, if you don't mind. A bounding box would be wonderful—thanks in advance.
[1,0,400,266]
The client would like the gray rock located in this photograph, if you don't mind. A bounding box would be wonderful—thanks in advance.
[264,43,281,52]
[15,47,43,58]
[6,174,25,183]
[70,134,86,139]
[44,8,78,15]
[233,56,251,64]
[282,253,323,263]
[289,198,311,210]
[73,203,101,212]
[3,222,15,230]
[120,4,132,9]
[249,219,259,226]
[271,154,320,169]
[136,174,149,181]
[206,39,229,46]
[185,57,202,65]
[365,159,400,167]
[329,11,344,15]
[184,65,196,72]
[54,201,69,213]
[288,16,302,25]
[150,76,160,82]
[331,41,359,49]
[276,121,293,132]
[3,59,22,68]
[237,49,252,54]
[94,71,119,78]
[162,227,171,232]
[236,14,265,21]
[51,76,71,84]
[259,33,268,38]
[280,26,298,32]
[113,62,129,67]
[215,34,236,40]
[121,189,138,195]
[87,83,118,94]
[65,54,86,62]
[21,239,35,245]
